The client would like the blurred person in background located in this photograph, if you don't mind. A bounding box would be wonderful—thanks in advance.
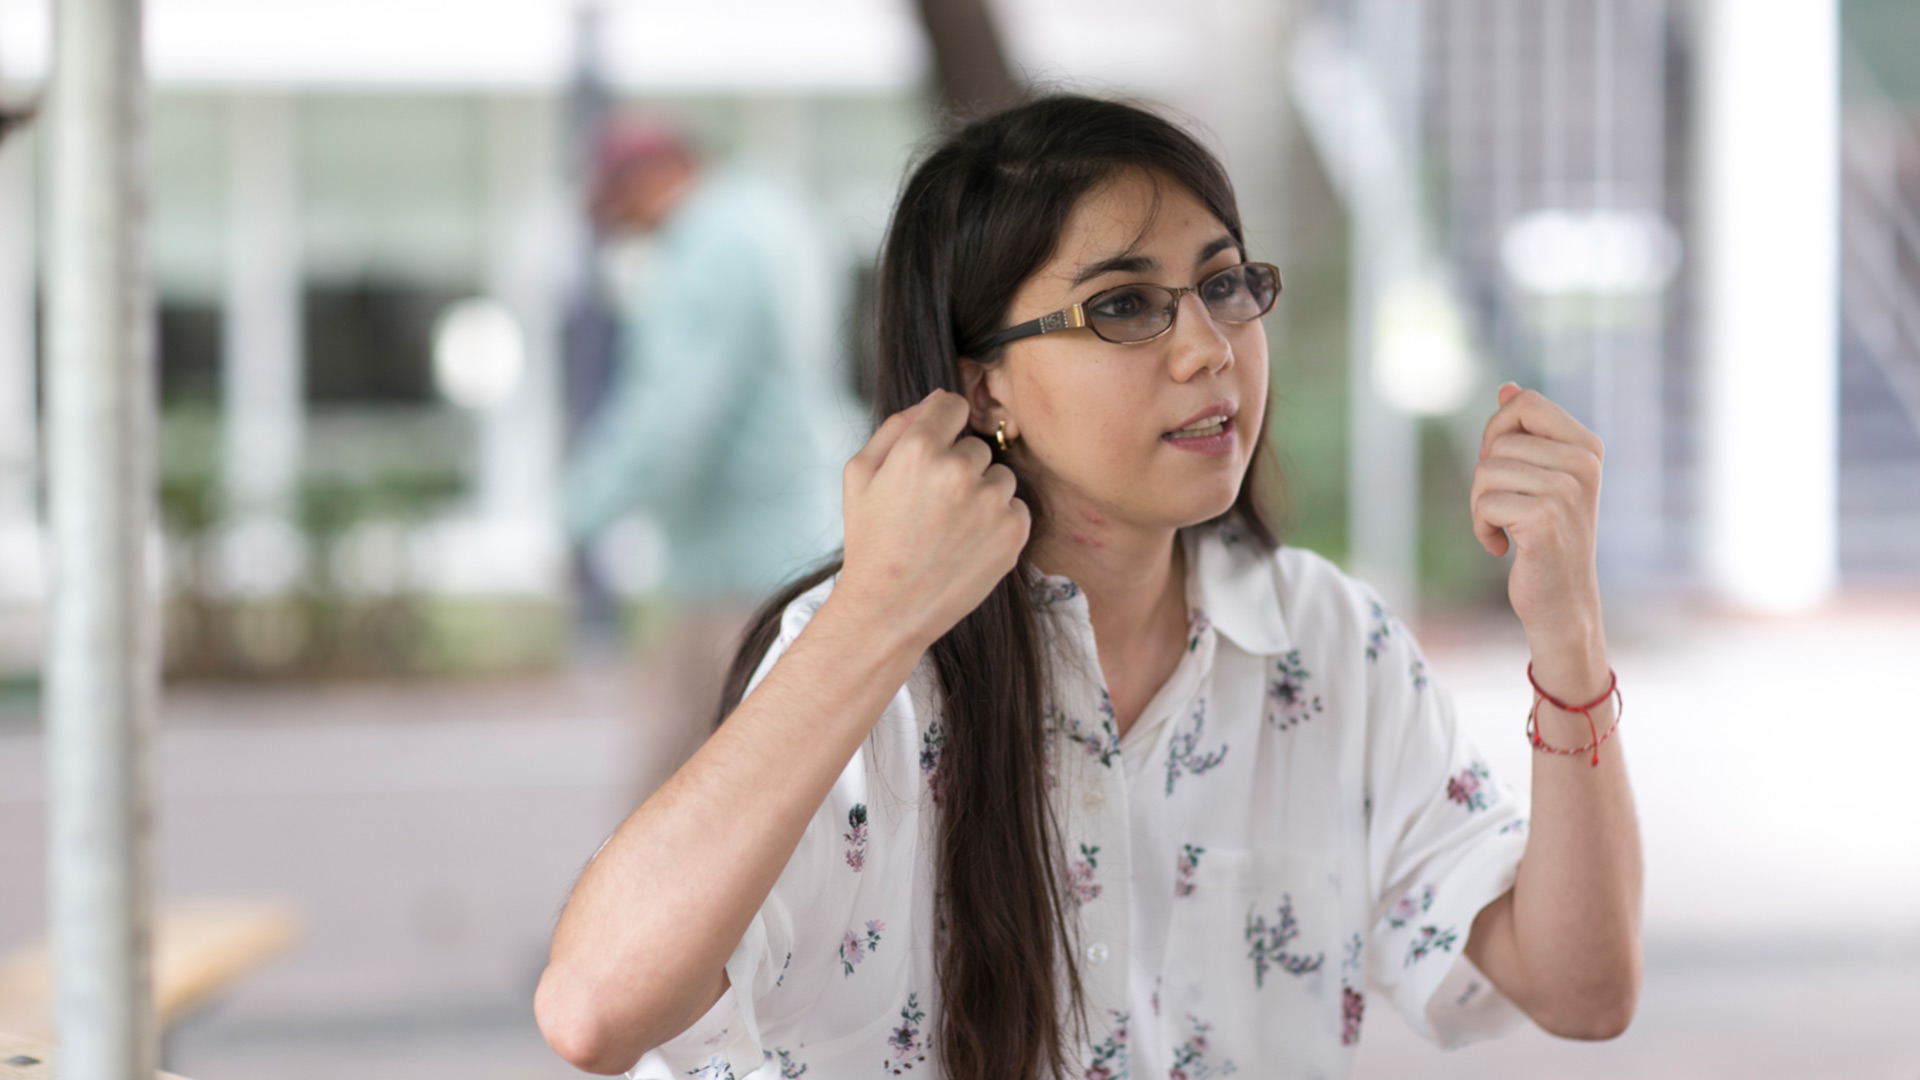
[565,119,860,799]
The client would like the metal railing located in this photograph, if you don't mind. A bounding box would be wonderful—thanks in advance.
[1839,50,1920,433]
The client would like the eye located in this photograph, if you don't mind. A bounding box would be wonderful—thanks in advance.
[1089,287,1153,320]
[1201,268,1245,303]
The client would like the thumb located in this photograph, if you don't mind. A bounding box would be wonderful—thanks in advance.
[846,391,939,491]
[1474,517,1511,558]
[1496,382,1523,407]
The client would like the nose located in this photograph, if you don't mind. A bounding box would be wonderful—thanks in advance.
[1166,289,1233,382]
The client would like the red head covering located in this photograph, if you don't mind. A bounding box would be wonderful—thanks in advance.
[590,119,693,225]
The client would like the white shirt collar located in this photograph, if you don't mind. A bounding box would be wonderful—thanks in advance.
[1184,521,1292,657]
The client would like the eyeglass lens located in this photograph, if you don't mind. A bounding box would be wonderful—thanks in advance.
[1083,263,1281,344]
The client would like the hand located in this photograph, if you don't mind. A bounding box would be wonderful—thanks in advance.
[834,389,1031,653]
[1470,385,1607,672]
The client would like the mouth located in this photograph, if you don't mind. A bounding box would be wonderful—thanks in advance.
[1163,403,1238,441]
[1165,415,1231,439]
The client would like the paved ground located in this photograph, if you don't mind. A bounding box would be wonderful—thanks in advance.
[0,666,639,1080]
[2,596,1919,1079]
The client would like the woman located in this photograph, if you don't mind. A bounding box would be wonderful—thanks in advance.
[535,94,1642,1080]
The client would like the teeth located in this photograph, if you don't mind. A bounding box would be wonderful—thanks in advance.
[1172,417,1228,437]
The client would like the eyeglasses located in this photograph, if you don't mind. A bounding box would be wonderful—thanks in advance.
[968,261,1282,353]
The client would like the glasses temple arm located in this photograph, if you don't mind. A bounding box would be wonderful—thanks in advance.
[968,303,1086,353]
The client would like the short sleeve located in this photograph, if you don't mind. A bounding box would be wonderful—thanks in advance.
[631,575,927,1078]
[1359,593,1531,1049]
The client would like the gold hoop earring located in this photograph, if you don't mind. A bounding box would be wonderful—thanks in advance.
[995,420,1012,452]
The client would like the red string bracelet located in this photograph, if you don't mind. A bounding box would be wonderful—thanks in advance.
[1524,663,1622,767]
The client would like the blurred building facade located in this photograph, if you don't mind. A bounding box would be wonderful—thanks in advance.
[0,0,1916,681]
[0,1,940,678]
[1293,0,1920,614]
[0,0,1305,681]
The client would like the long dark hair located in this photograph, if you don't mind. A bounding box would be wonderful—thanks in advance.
[716,94,1280,1080]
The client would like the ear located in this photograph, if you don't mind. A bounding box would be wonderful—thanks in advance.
[957,357,1012,440]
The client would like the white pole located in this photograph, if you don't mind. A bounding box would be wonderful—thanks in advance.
[1288,5,1425,616]
[44,0,158,1077]
[1348,0,1423,617]
[460,94,567,597]
[1347,251,1421,616]
[1696,0,1839,612]
[222,92,302,524]
[481,95,562,531]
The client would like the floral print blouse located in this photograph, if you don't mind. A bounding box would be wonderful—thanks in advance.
[630,523,1531,1079]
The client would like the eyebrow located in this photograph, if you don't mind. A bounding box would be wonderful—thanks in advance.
[1069,234,1241,288]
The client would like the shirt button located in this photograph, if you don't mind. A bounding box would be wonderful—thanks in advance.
[1082,787,1106,810]
[1086,942,1110,965]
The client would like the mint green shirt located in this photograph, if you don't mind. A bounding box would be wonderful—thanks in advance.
[565,166,863,600]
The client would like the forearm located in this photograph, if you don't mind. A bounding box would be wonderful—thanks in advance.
[1474,624,1643,1038]
[535,592,925,1072]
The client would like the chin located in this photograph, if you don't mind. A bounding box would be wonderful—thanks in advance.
[1164,482,1244,531]
[1106,455,1250,531]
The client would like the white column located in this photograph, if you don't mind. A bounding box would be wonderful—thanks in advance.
[221,93,302,522]
[1290,26,1424,607]
[1696,0,1838,612]
[1347,250,1421,616]
[1333,0,1428,616]
[475,94,564,595]
[0,128,40,606]
[44,0,159,1073]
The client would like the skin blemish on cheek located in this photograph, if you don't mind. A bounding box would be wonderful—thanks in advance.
[1081,508,1106,527]
[1068,529,1105,549]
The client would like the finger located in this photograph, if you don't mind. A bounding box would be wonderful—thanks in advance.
[1471,490,1545,558]
[1480,387,1601,460]
[1472,509,1510,557]
[1484,431,1598,477]
[1473,490,1540,541]
[952,432,994,476]
[877,392,975,482]
[1479,386,1553,459]
[1469,460,1580,558]
[1007,493,1033,541]
[908,388,973,446]
[848,392,938,485]
[984,461,1019,500]
[1471,457,1581,501]
[1468,477,1511,556]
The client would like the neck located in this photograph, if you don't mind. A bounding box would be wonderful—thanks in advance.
[1028,508,1186,657]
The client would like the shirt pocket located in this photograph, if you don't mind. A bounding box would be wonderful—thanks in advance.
[1156,847,1347,1076]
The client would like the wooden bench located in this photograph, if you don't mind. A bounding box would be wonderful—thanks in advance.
[0,899,300,1045]
[0,1030,191,1080]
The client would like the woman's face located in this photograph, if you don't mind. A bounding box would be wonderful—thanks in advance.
[962,168,1270,544]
